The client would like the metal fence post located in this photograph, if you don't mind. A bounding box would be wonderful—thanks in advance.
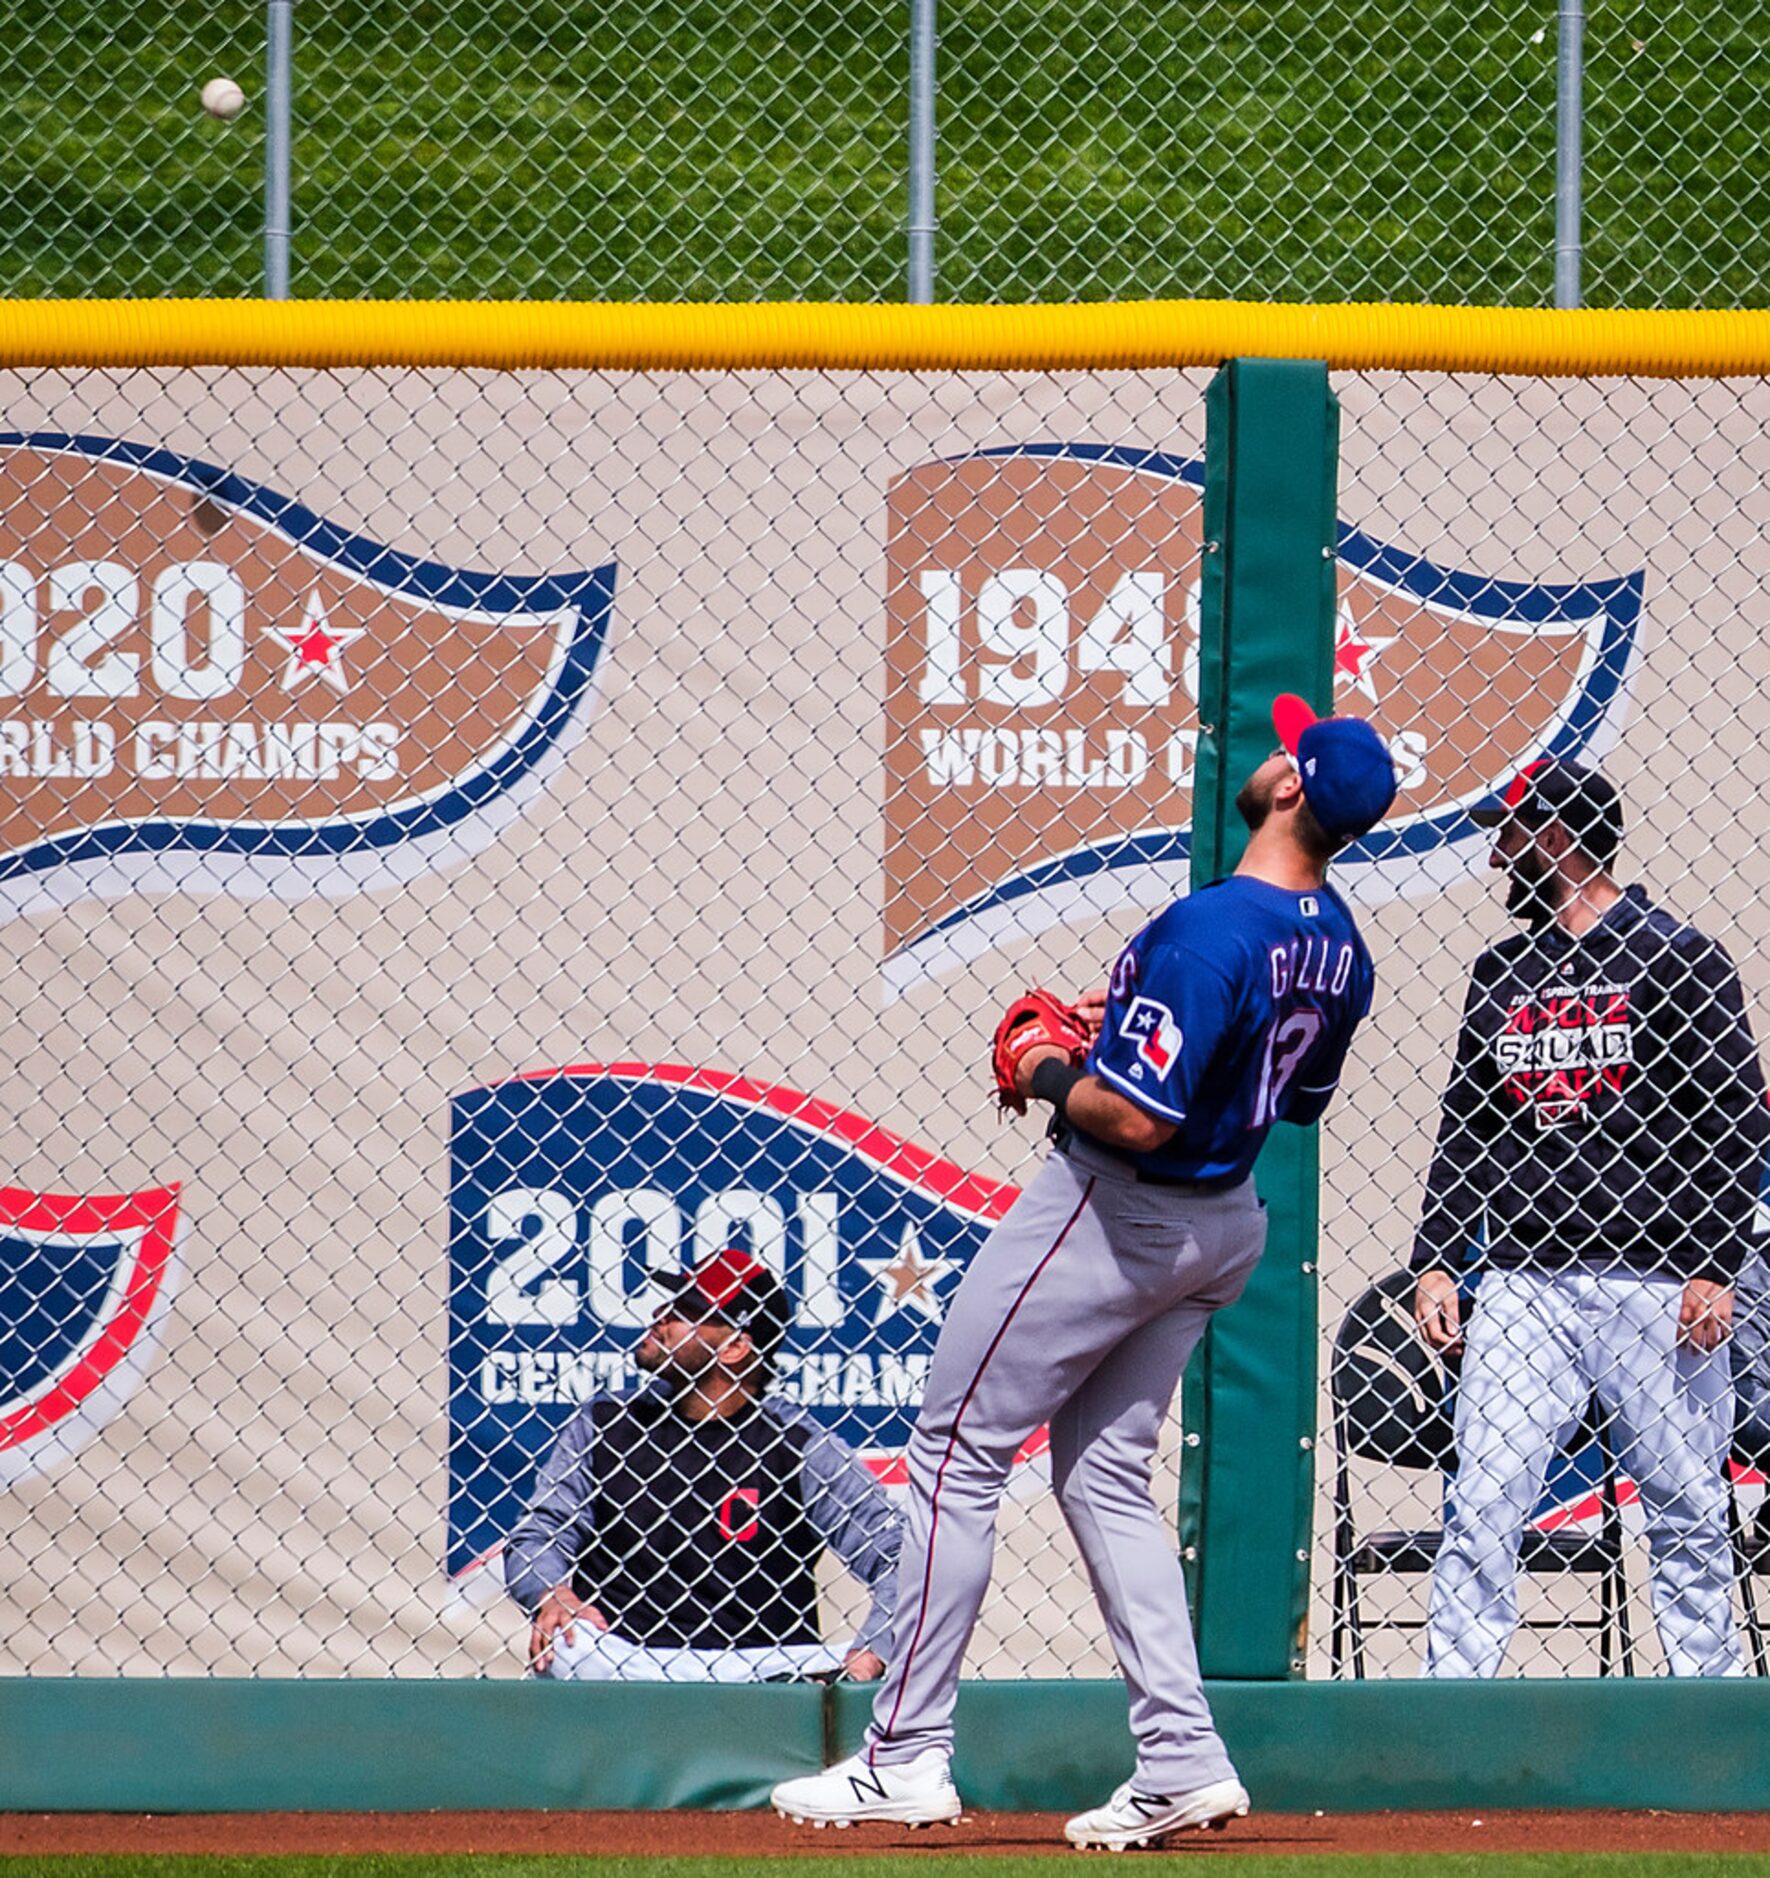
[265,0,293,299]
[1555,0,1583,309]
[907,0,936,303]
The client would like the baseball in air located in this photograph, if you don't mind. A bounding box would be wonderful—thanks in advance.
[201,77,246,120]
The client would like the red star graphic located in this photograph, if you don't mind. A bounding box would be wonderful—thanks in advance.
[1333,609,1394,703]
[1335,620,1374,683]
[270,589,366,696]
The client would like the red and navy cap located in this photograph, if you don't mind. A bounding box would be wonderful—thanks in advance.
[1272,694,1399,843]
[1472,758,1623,864]
[660,1248,789,1355]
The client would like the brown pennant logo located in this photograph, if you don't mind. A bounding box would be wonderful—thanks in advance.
[883,446,1639,989]
[0,436,615,914]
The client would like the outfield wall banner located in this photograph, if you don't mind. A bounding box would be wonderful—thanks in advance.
[446,1063,1020,1583]
[882,443,1638,990]
[0,365,1759,1679]
[0,1182,182,1486]
[0,435,616,917]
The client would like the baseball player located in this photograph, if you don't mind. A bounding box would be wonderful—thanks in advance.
[504,1248,903,1683]
[1413,759,1768,1677]
[772,696,1396,1848]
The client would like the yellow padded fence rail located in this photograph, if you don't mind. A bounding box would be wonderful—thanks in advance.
[7,298,1770,376]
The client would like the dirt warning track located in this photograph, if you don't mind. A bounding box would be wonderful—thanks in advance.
[2,1809,1768,1857]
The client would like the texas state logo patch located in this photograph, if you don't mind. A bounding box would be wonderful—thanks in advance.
[883,443,1640,989]
[445,1064,1025,1581]
[0,1182,182,1483]
[0,435,617,917]
[1125,997,1182,1075]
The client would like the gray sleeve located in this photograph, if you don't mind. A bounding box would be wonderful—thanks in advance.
[797,1423,903,1660]
[1733,1246,1770,1458]
[501,1408,599,1618]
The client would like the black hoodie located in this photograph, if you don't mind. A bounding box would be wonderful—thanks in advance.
[1412,885,1769,1285]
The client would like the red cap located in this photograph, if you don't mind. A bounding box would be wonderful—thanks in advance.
[689,1247,767,1312]
[1500,760,1549,814]
[662,1247,790,1354]
[1273,693,1318,756]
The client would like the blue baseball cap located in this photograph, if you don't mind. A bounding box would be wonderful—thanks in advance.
[1470,757,1623,867]
[1273,694,1399,843]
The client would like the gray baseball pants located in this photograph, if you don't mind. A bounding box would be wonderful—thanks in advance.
[866,1135,1268,1795]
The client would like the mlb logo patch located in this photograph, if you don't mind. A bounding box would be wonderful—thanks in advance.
[1124,997,1183,1075]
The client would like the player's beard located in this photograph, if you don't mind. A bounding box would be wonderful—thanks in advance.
[1235,770,1277,833]
[1503,844,1557,930]
[635,1328,706,1390]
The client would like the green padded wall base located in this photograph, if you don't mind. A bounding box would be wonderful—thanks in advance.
[858,1679,1770,1813]
[1,1678,1767,1813]
[0,1679,825,1812]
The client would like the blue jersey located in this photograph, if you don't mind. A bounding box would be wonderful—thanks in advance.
[1085,875,1375,1185]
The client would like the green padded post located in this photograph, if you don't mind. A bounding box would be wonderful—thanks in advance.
[1180,358,1339,1679]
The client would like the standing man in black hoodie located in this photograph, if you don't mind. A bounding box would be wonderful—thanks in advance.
[1412,759,1767,1676]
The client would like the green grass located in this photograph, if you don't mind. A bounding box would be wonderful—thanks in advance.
[3,0,1770,302]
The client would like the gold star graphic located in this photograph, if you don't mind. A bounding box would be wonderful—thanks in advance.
[859,1227,957,1325]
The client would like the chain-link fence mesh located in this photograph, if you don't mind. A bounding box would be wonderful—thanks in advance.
[1317,372,1770,1679]
[0,362,1765,1682]
[8,2,1770,304]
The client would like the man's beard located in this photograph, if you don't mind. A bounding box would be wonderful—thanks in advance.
[634,1336,696,1388]
[1235,773,1275,833]
[1504,850,1557,930]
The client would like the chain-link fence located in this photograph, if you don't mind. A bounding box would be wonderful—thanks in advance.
[7,2,1770,304]
[0,360,1765,1683]
[1317,372,1770,1679]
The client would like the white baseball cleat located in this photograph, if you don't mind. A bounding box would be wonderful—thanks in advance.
[771,1748,963,1828]
[1064,1775,1250,1850]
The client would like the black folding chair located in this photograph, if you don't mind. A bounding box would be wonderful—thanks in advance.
[1329,1269,1635,1678]
[1727,1442,1770,1676]
[1730,1249,1770,1676]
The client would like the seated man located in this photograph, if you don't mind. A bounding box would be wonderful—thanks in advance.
[504,1247,901,1682]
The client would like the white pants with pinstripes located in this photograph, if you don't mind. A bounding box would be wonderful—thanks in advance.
[1423,1266,1744,1678]
[541,1629,845,1682]
[865,1138,1267,1795]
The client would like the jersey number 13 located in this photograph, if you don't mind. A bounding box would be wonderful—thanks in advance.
[1251,1010,1325,1129]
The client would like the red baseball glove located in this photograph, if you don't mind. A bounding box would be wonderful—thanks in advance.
[990,988,1092,1116]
